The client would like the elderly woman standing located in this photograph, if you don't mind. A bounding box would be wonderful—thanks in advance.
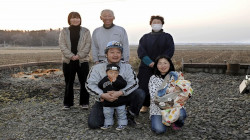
[137,15,175,113]
[59,12,91,110]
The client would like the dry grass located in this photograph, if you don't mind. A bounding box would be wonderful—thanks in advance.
[1,46,250,70]
[130,45,250,70]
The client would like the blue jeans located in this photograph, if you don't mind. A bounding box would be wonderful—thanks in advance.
[88,89,145,129]
[151,108,187,134]
[103,105,127,126]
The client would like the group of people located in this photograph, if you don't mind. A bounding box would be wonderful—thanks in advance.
[59,9,193,134]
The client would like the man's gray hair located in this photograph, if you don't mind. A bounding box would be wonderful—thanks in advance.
[101,9,114,17]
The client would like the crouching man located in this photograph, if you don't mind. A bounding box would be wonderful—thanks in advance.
[86,41,145,128]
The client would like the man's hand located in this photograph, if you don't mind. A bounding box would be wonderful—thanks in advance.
[100,98,104,102]
[108,91,123,99]
[100,92,118,102]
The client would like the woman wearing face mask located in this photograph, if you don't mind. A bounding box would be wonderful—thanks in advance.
[59,12,91,110]
[137,15,175,113]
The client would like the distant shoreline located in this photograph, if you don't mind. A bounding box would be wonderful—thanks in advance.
[130,43,250,46]
[1,44,250,51]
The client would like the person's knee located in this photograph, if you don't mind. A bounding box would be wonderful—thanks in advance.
[87,102,104,129]
[179,108,187,120]
[179,114,186,121]
[134,88,146,100]
[88,117,99,129]
[151,125,166,134]
[103,108,113,115]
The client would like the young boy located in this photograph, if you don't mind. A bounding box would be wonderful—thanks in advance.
[98,63,127,131]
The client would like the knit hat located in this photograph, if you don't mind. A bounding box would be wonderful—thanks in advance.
[106,63,120,72]
[104,41,123,54]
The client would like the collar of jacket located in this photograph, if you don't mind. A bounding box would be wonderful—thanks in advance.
[103,24,115,29]
[151,29,163,35]
[103,59,126,65]
[69,25,81,30]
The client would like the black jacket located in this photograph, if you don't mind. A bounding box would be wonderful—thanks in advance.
[98,75,127,107]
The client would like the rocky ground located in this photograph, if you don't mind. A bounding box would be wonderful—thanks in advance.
[0,66,250,140]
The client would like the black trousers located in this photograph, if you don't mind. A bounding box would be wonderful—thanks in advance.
[63,61,89,106]
[88,89,146,129]
[137,65,154,107]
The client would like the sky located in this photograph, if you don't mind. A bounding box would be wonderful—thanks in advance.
[1,0,250,44]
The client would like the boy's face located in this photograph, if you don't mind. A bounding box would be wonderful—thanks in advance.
[107,70,119,81]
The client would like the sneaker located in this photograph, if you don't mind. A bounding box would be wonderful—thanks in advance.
[116,125,126,131]
[81,105,89,109]
[140,106,148,113]
[62,106,70,110]
[100,125,112,130]
[171,123,181,130]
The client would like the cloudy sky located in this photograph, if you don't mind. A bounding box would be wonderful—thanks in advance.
[1,0,250,44]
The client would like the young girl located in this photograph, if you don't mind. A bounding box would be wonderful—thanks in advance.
[149,55,192,134]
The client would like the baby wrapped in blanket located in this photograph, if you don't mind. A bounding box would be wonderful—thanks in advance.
[154,71,193,126]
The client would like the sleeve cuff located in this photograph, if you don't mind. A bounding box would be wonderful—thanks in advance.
[142,56,153,66]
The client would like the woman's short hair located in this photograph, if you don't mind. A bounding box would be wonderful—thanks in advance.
[68,12,81,25]
[150,15,164,25]
[153,55,175,76]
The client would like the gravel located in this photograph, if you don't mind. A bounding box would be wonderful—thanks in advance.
[0,67,249,140]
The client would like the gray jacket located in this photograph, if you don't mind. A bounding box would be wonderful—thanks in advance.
[59,27,91,64]
[86,61,138,99]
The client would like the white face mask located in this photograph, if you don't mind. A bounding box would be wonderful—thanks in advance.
[151,24,163,32]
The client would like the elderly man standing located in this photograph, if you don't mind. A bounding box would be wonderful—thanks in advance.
[91,9,130,64]
[86,41,145,129]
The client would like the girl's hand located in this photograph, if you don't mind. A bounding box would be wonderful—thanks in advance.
[71,55,80,61]
[74,55,80,60]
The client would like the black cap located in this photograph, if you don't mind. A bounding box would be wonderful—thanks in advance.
[106,63,120,72]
